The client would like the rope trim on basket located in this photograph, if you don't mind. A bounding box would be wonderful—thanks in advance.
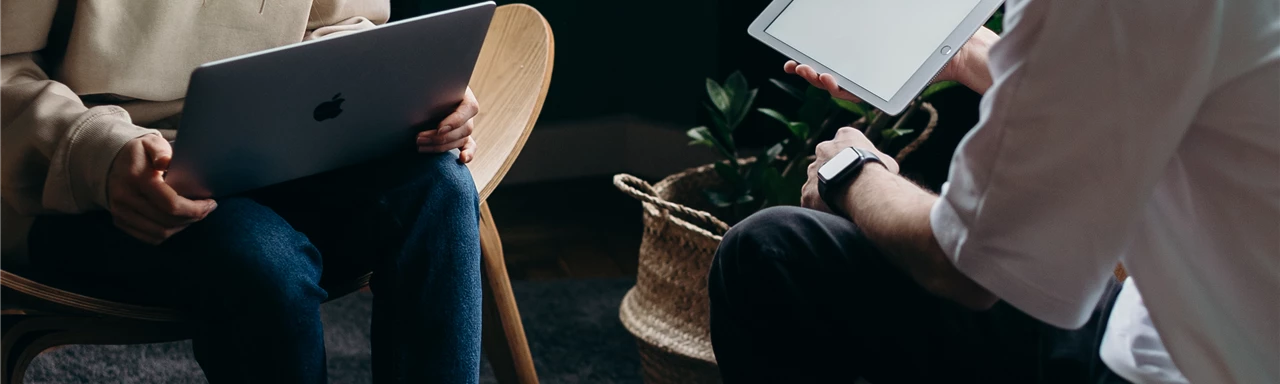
[614,174,731,235]
[894,102,939,162]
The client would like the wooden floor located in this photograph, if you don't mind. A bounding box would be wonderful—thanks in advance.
[485,177,642,280]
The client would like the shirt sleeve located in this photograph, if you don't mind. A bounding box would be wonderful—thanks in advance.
[1,1,158,215]
[930,0,1219,329]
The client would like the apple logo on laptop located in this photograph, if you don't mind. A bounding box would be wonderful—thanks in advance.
[313,93,345,121]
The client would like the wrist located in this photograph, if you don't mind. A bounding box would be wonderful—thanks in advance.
[956,29,998,94]
[832,161,892,216]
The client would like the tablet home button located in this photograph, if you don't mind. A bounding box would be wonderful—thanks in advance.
[940,45,953,55]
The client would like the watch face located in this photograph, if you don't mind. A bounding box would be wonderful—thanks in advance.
[818,148,860,180]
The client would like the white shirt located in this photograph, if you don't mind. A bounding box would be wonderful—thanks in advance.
[928,0,1280,383]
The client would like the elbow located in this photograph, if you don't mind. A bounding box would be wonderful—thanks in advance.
[918,262,999,311]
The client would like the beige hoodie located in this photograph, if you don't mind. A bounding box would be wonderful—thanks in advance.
[1,0,390,261]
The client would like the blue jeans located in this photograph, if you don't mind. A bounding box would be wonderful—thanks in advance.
[27,152,482,384]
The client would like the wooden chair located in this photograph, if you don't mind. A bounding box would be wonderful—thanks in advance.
[0,4,552,384]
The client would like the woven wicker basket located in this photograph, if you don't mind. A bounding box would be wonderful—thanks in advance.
[612,103,941,383]
[614,165,730,384]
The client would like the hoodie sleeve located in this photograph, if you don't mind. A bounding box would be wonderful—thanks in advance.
[1,0,158,215]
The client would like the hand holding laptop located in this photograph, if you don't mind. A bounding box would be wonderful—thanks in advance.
[786,26,1001,102]
[417,87,481,163]
[107,134,218,245]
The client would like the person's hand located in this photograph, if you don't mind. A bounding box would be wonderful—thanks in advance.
[417,87,479,163]
[106,135,218,245]
[802,127,898,213]
[785,26,1000,100]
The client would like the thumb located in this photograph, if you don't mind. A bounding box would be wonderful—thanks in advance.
[142,136,173,171]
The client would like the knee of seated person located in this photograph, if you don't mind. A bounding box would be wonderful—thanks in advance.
[406,153,480,202]
[194,198,309,254]
[717,206,821,265]
[217,246,326,313]
[186,199,325,304]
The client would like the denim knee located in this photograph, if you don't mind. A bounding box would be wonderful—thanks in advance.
[379,153,481,231]
[180,198,327,314]
[410,152,480,205]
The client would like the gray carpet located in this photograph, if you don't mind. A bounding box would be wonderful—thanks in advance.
[25,278,643,384]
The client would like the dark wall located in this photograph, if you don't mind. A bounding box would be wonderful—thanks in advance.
[396,1,983,150]
[400,0,724,126]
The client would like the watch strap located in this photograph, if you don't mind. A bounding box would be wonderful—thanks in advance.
[819,147,882,213]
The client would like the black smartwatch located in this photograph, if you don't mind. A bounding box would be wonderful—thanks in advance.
[817,147,883,212]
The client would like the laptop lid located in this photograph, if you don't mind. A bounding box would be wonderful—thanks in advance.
[166,2,496,198]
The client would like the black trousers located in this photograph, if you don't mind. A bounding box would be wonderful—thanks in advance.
[708,206,1130,384]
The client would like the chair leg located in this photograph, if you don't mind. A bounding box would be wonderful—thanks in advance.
[2,314,188,384]
[2,315,66,384]
[478,201,539,384]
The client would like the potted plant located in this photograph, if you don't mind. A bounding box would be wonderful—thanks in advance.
[614,72,950,383]
[615,12,1003,383]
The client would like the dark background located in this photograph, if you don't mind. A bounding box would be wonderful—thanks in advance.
[396,0,983,146]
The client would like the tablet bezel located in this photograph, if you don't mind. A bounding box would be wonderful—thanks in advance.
[747,0,1003,115]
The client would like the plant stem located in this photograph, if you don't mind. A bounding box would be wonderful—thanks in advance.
[866,110,891,142]
[881,100,922,149]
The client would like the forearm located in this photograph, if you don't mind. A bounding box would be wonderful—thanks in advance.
[836,166,998,309]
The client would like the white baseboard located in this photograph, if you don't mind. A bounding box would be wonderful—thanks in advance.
[501,115,721,185]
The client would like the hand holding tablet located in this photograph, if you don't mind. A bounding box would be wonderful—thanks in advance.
[748,0,1004,114]
[785,26,1000,102]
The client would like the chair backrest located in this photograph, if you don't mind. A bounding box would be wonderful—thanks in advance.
[467,4,555,201]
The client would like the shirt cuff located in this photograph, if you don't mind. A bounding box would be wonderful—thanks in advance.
[59,106,159,211]
[930,193,1094,329]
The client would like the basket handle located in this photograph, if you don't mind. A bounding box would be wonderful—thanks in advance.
[613,174,732,234]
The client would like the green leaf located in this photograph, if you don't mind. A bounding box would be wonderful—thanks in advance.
[984,9,1004,34]
[706,78,731,113]
[704,102,728,130]
[727,88,758,131]
[778,165,808,206]
[799,86,833,127]
[686,126,715,147]
[833,98,870,118]
[787,122,811,139]
[688,126,735,160]
[725,71,749,98]
[758,108,791,125]
[881,128,915,139]
[713,161,745,188]
[703,103,736,153]
[770,78,805,100]
[703,190,736,208]
[920,81,959,100]
[753,167,796,208]
[765,142,785,160]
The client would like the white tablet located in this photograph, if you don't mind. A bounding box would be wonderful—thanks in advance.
[748,0,1003,115]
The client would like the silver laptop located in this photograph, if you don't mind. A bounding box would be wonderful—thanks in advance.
[165,2,496,199]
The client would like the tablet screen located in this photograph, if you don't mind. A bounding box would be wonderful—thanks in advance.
[765,0,982,100]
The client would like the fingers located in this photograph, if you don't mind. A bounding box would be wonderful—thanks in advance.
[789,63,863,102]
[457,137,477,163]
[437,87,481,134]
[833,126,862,140]
[795,64,824,89]
[111,205,188,245]
[818,73,862,101]
[140,134,174,170]
[113,189,205,228]
[137,177,218,222]
[418,120,474,152]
